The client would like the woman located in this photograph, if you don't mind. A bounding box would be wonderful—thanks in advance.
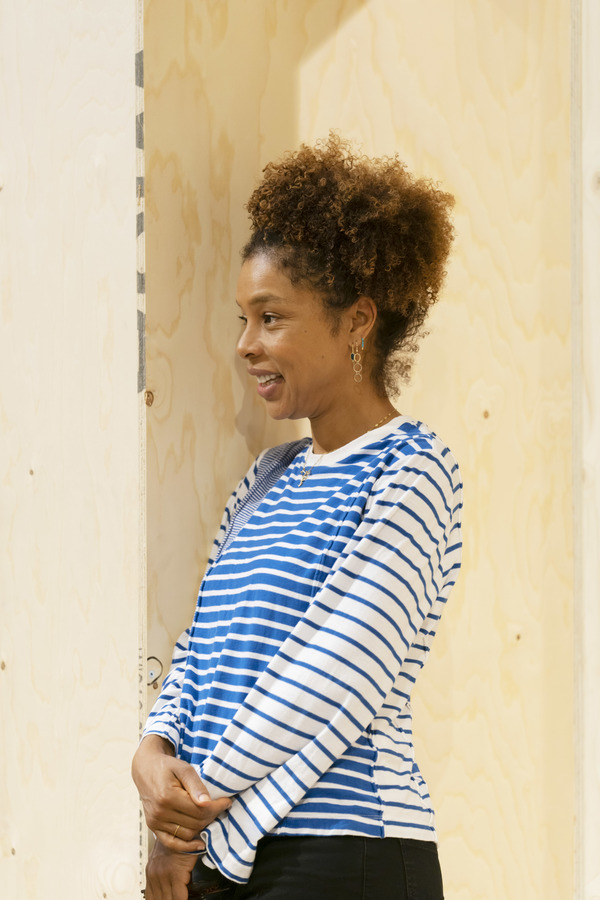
[133,134,462,900]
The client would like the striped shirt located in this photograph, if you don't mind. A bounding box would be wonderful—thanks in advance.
[144,416,463,883]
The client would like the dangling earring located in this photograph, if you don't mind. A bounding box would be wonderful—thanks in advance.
[351,341,363,383]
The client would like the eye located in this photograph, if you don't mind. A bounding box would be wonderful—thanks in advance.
[238,315,247,325]
[262,313,278,325]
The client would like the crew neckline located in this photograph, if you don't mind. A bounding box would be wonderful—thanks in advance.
[303,415,410,465]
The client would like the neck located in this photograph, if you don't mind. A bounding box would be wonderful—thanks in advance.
[309,392,397,453]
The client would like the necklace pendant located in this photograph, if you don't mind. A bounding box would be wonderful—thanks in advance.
[299,469,309,486]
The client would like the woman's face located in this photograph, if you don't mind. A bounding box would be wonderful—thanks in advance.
[236,253,354,422]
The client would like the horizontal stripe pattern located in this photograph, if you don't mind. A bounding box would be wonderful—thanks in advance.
[144,418,462,883]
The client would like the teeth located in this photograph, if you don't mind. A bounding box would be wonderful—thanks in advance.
[257,374,279,384]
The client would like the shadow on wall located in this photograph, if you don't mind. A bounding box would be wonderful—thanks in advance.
[228,0,369,453]
[145,0,367,458]
[143,0,367,659]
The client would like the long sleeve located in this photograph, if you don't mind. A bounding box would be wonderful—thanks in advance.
[143,629,191,749]
[142,454,266,747]
[142,440,308,751]
[199,443,462,881]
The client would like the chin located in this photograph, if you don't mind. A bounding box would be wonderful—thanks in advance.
[264,405,289,421]
[265,405,303,422]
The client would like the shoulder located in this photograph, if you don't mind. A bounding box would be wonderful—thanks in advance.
[388,418,460,480]
[369,418,462,514]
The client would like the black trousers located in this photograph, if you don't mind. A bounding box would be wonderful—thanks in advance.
[190,835,444,900]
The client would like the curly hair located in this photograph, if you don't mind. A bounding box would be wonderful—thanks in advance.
[242,133,455,394]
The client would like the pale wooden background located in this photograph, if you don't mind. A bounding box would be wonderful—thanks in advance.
[577,0,600,896]
[144,1,573,898]
[2,0,597,898]
[0,0,141,897]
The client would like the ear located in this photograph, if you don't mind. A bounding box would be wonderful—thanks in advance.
[348,296,378,344]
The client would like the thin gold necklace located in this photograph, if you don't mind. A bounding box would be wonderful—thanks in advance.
[299,454,323,486]
[370,409,397,430]
[299,409,398,485]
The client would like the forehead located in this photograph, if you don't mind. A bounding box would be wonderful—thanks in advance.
[236,254,319,308]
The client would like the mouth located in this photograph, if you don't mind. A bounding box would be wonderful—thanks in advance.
[256,373,282,386]
[251,370,284,400]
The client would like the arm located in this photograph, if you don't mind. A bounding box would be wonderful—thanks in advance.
[142,629,190,750]
[140,443,303,749]
[134,455,268,846]
[199,444,462,881]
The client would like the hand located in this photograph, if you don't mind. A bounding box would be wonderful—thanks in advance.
[132,735,232,851]
[144,839,197,900]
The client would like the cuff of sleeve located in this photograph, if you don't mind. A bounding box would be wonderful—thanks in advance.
[199,753,321,883]
[141,724,180,751]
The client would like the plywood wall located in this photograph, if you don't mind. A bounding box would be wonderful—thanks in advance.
[144,1,573,897]
[578,1,600,896]
[0,2,141,897]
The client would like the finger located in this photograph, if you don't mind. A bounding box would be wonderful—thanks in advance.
[170,823,200,842]
[155,829,205,854]
[173,762,210,805]
[158,821,201,843]
[194,796,233,817]
[149,781,211,821]
[186,798,233,833]
[161,791,218,822]
[150,797,232,836]
[143,801,210,834]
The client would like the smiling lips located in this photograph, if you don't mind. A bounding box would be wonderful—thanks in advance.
[252,371,283,399]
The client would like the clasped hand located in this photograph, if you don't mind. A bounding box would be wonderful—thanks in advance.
[133,735,233,900]
[133,734,232,852]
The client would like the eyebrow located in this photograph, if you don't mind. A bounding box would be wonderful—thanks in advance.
[236,294,289,309]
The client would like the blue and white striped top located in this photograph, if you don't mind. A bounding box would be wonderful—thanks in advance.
[144,416,463,883]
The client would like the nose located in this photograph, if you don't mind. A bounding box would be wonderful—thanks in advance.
[236,320,261,360]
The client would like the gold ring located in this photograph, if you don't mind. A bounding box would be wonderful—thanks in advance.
[173,824,181,838]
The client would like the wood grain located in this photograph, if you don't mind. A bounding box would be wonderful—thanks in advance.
[144,2,573,897]
[576,1,600,897]
[0,1,141,896]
